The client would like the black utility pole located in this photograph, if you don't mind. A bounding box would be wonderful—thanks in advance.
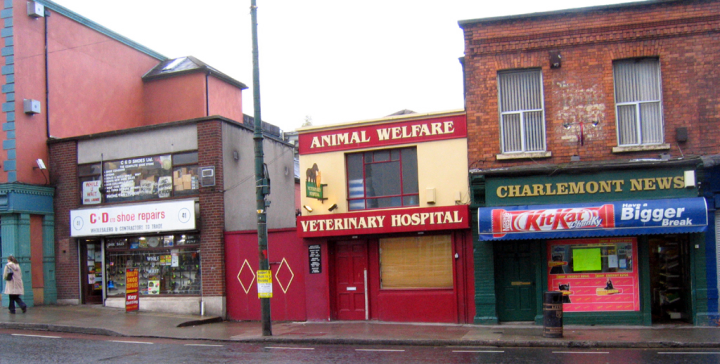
[251,0,271,337]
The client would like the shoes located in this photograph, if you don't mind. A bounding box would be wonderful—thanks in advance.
[21,307,26,313]
[8,311,14,314]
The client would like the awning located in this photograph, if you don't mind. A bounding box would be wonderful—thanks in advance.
[478,197,707,241]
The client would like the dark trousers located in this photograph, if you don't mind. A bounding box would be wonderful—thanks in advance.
[8,294,26,312]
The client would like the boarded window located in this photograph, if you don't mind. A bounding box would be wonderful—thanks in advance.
[380,235,453,289]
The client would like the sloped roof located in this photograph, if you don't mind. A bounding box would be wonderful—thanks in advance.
[142,56,248,90]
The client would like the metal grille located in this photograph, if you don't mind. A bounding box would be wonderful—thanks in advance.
[498,69,546,153]
[614,58,663,146]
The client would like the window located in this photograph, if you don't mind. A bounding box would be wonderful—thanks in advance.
[613,58,663,146]
[78,151,199,204]
[498,69,546,153]
[380,235,453,289]
[346,147,418,210]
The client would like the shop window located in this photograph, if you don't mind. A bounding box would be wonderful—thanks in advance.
[78,151,199,204]
[498,68,546,153]
[105,234,201,296]
[379,235,452,289]
[613,58,664,146]
[79,163,102,205]
[346,147,419,210]
[172,152,200,196]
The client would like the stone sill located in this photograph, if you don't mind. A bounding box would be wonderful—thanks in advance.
[612,144,671,153]
[496,151,552,161]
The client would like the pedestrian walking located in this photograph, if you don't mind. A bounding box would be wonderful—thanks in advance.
[4,255,27,314]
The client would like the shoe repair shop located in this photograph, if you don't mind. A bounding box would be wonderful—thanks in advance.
[474,165,709,325]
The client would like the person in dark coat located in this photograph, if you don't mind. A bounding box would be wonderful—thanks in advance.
[4,255,27,314]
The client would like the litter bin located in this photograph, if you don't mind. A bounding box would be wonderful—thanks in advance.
[543,291,563,338]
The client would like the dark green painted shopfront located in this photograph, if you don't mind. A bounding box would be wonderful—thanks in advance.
[471,159,717,326]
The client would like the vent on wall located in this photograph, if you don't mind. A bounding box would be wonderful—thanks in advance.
[199,166,216,187]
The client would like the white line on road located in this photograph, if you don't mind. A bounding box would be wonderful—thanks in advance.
[355,349,406,352]
[452,350,505,353]
[553,351,609,354]
[11,334,60,339]
[659,352,720,355]
[184,344,224,347]
[110,340,154,345]
[265,346,315,350]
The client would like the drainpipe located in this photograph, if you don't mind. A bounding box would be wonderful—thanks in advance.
[44,10,51,138]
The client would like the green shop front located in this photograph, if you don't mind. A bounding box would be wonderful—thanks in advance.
[471,163,711,326]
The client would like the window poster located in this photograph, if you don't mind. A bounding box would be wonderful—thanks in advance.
[547,237,639,312]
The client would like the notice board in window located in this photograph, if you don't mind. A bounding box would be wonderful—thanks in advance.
[547,237,639,312]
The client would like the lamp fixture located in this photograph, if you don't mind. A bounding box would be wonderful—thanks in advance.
[328,203,338,212]
[562,120,599,146]
[35,158,46,170]
[303,205,313,212]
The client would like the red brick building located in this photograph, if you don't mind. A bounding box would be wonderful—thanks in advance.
[461,0,720,325]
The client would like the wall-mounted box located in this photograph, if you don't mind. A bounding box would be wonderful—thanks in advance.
[23,99,41,114]
[27,1,44,18]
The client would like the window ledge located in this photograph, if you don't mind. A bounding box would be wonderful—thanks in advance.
[612,144,670,153]
[496,151,552,161]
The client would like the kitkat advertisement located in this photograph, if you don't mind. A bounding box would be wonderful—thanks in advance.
[547,237,639,312]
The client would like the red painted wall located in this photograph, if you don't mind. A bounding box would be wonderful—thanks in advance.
[207,76,243,122]
[143,73,207,125]
[11,0,162,184]
[225,228,307,321]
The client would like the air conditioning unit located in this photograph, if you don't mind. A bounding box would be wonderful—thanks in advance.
[199,166,215,187]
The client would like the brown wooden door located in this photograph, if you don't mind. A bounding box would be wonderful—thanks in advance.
[334,241,368,320]
[81,241,103,304]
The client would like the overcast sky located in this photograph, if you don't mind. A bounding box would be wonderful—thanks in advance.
[52,0,642,132]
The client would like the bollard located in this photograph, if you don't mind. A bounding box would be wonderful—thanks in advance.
[543,291,563,338]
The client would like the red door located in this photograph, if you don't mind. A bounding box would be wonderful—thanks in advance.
[334,241,368,320]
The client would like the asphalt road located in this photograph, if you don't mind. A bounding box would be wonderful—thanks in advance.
[1,328,719,363]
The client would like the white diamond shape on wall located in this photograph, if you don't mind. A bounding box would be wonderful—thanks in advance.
[275,257,294,294]
[237,259,256,294]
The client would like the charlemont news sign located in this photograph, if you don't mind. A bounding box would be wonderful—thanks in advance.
[297,205,469,238]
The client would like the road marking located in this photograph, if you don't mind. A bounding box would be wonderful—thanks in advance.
[355,349,406,352]
[553,351,609,354]
[452,350,505,353]
[265,346,315,350]
[659,352,720,355]
[11,334,60,339]
[185,344,224,347]
[110,340,154,345]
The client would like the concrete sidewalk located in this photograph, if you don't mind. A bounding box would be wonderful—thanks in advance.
[0,305,718,348]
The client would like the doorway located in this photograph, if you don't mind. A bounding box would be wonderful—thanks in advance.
[649,235,691,323]
[80,240,103,304]
[332,240,368,320]
[495,241,537,321]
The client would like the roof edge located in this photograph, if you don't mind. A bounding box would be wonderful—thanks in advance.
[38,0,167,61]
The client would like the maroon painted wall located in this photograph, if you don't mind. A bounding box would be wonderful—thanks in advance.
[143,73,208,125]
[225,228,307,321]
[207,76,243,122]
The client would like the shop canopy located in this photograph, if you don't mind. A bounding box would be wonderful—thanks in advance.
[478,197,707,241]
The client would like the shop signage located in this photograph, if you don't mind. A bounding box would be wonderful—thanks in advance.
[485,169,698,206]
[305,163,327,200]
[298,205,469,238]
[298,114,466,155]
[82,181,102,205]
[257,270,273,298]
[309,245,321,274]
[70,200,196,237]
[547,237,640,312]
[125,268,139,312]
[478,197,707,241]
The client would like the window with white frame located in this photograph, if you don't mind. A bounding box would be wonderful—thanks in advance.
[613,58,663,146]
[498,69,546,153]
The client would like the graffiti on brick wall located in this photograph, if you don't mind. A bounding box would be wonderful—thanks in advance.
[555,82,606,144]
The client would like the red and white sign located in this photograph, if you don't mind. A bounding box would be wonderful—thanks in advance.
[82,181,102,205]
[491,204,615,238]
[70,200,195,237]
[297,205,469,238]
[125,268,139,312]
[298,114,466,155]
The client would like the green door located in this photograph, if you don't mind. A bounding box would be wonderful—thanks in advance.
[495,241,537,321]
